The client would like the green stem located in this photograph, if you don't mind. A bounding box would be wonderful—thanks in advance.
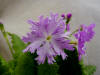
[3,33,14,58]
[66,18,71,25]
[69,29,79,37]
[0,24,14,58]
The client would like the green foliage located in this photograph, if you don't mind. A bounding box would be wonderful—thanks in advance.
[83,65,96,75]
[0,56,7,74]
[15,52,38,75]
[56,48,96,75]
[0,23,14,57]
[0,56,10,75]
[0,23,4,32]
[38,62,59,75]
[56,48,84,75]
[4,33,28,75]
[8,33,27,58]
[15,52,59,75]
[7,59,17,75]
[0,23,96,75]
[1,23,28,74]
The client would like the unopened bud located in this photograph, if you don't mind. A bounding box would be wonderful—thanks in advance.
[67,13,72,19]
[61,13,65,19]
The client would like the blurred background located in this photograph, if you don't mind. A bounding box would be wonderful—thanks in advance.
[0,0,100,75]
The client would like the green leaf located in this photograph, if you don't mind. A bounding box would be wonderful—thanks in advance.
[38,62,59,75]
[15,52,38,75]
[0,56,10,75]
[0,23,4,32]
[83,65,96,75]
[56,48,83,75]
[8,33,27,58]
[0,23,8,39]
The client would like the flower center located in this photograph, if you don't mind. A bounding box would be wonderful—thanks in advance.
[46,35,52,41]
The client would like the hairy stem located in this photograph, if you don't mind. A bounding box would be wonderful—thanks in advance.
[0,23,14,58]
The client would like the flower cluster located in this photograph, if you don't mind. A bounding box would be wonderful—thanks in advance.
[22,13,95,64]
[74,24,95,60]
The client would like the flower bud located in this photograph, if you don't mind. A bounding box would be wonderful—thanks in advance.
[61,13,65,19]
[67,12,72,19]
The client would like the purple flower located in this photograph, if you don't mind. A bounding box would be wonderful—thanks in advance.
[74,24,95,60]
[22,13,74,64]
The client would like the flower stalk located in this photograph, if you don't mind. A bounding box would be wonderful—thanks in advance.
[0,22,14,58]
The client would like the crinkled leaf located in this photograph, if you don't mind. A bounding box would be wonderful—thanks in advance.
[38,61,59,75]
[8,33,27,58]
[15,52,38,75]
[0,56,10,75]
[56,48,83,75]
[83,65,96,75]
